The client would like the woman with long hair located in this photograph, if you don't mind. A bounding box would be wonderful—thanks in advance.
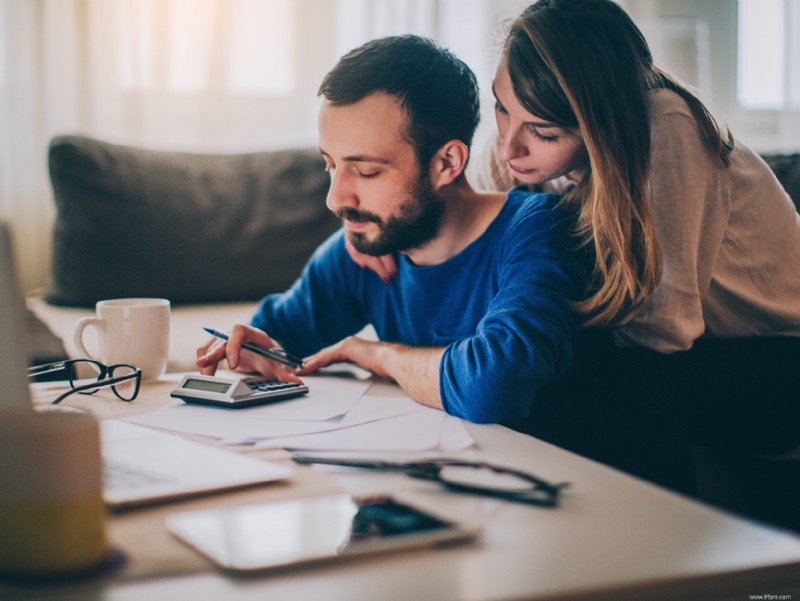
[348,0,800,517]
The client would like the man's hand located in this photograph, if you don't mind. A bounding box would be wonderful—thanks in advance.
[298,336,392,379]
[298,336,444,410]
[344,236,398,284]
[195,323,303,384]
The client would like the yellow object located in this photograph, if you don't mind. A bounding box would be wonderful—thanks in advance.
[0,408,107,578]
[0,497,106,576]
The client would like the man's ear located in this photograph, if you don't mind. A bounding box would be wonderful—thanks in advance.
[428,140,469,190]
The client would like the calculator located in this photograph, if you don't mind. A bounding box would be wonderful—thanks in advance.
[171,373,309,409]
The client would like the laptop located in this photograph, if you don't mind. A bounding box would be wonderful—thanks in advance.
[101,420,293,510]
[0,221,293,510]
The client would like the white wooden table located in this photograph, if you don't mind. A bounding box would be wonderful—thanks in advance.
[8,376,800,600]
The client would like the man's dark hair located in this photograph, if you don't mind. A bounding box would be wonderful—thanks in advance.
[318,35,480,170]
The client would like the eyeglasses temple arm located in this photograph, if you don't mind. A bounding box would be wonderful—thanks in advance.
[27,361,68,377]
[291,456,411,472]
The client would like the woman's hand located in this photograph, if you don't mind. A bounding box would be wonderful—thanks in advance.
[344,236,397,284]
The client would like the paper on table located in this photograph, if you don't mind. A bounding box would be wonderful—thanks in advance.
[124,376,474,452]
[438,415,475,449]
[125,412,342,441]
[256,405,475,451]
[127,395,425,443]
[149,374,373,421]
[223,395,426,445]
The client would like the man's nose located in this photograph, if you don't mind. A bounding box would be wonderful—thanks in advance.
[325,171,357,214]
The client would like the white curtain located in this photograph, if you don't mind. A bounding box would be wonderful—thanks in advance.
[0,0,527,293]
[11,0,797,294]
[0,0,336,292]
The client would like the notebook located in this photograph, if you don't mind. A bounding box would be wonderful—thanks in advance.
[0,221,293,509]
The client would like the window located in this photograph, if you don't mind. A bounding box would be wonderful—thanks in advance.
[737,0,784,109]
[738,0,800,112]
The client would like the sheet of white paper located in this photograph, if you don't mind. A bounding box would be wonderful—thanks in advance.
[123,376,474,451]
[124,413,343,440]
[256,407,473,451]
[221,395,426,444]
[124,393,423,443]
[438,415,475,450]
[344,394,428,420]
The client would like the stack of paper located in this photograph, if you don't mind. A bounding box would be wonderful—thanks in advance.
[126,374,474,451]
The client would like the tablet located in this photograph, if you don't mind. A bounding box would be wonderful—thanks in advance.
[165,493,481,573]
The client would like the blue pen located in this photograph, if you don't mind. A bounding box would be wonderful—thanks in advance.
[203,328,305,369]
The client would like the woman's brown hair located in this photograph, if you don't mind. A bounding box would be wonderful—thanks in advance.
[503,0,733,326]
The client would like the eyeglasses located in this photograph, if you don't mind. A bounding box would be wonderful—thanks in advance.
[291,456,569,507]
[27,359,142,405]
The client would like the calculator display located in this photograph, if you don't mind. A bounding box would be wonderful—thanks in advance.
[182,378,232,394]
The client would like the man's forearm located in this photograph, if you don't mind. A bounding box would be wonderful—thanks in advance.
[372,343,444,410]
[301,336,445,410]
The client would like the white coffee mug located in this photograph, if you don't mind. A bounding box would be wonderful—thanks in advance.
[73,298,170,380]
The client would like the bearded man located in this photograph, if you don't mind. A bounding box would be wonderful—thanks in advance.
[197,35,582,427]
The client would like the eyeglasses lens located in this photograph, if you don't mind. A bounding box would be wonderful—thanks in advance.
[109,365,139,401]
[67,359,104,388]
[437,465,535,493]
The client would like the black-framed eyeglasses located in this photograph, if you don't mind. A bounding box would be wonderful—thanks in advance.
[27,359,142,405]
[291,456,570,507]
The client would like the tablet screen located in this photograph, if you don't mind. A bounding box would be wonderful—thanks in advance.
[166,493,479,572]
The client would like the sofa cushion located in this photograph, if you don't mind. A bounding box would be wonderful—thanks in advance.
[47,135,340,307]
[761,152,800,212]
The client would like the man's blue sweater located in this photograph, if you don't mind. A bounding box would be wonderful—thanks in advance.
[251,188,582,427]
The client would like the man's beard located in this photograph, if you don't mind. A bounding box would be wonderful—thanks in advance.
[337,178,444,256]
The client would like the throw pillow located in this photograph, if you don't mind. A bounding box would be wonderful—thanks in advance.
[47,135,340,306]
[761,152,800,212]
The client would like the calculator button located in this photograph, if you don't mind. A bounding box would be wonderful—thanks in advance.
[257,381,286,391]
[244,379,302,393]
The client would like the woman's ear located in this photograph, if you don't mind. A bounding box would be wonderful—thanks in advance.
[428,140,469,190]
